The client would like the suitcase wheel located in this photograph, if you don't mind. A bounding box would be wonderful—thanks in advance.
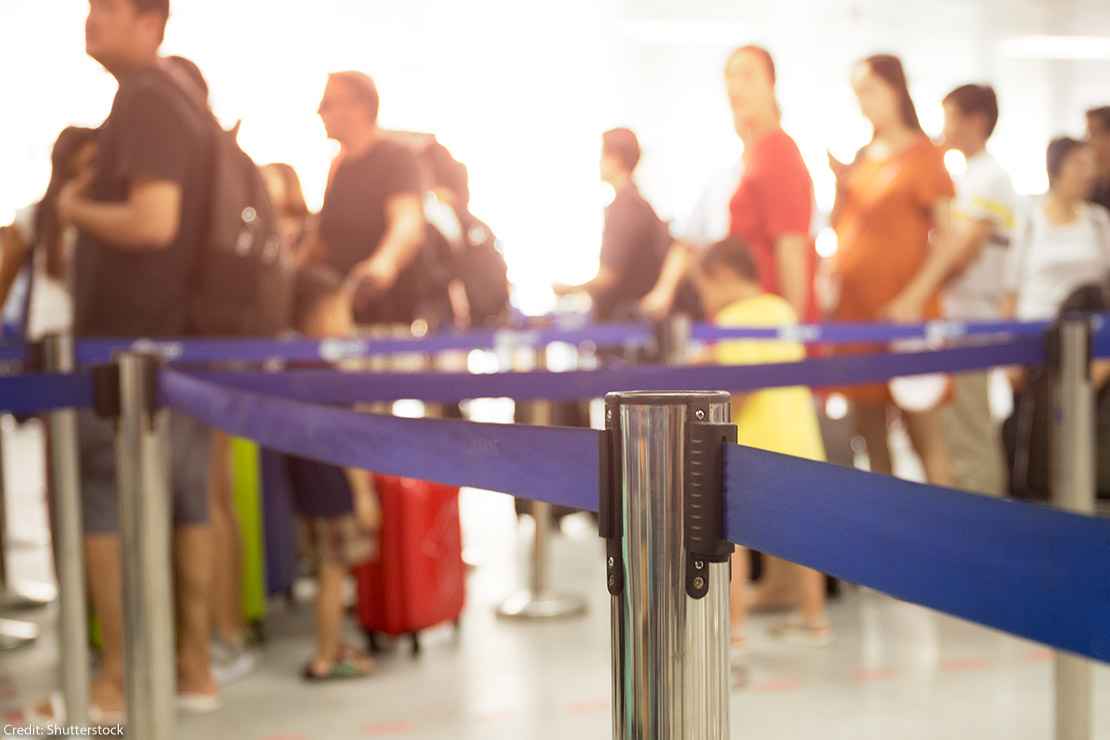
[409,632,421,657]
[365,630,382,655]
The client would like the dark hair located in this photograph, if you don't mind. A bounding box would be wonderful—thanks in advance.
[1046,137,1087,186]
[700,236,761,284]
[165,55,208,102]
[33,127,99,280]
[944,84,999,138]
[862,54,922,133]
[128,0,169,41]
[602,128,642,173]
[261,163,309,220]
[727,45,776,85]
[329,71,380,124]
[1088,106,1110,131]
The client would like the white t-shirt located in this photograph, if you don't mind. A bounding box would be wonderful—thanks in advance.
[2,204,73,339]
[671,161,742,249]
[1003,200,1110,321]
[943,151,1019,320]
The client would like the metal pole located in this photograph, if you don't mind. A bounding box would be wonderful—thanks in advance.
[0,412,53,613]
[44,334,89,724]
[115,353,176,739]
[0,416,41,649]
[1052,317,1095,740]
[497,347,587,621]
[608,391,732,740]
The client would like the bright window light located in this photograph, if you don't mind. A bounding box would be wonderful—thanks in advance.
[944,149,968,179]
[999,35,1110,61]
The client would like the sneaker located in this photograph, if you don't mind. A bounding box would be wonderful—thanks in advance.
[767,620,833,647]
[211,640,259,686]
[176,692,222,715]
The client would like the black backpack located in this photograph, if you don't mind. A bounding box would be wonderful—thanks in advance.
[160,67,295,338]
[453,210,510,327]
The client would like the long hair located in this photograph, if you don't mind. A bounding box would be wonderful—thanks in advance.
[33,127,98,280]
[261,163,309,220]
[862,54,922,133]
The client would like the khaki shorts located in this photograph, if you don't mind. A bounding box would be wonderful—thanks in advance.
[940,372,1006,497]
[298,515,376,568]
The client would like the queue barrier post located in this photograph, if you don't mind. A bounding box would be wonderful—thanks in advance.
[43,334,90,724]
[113,352,176,739]
[497,346,587,621]
[603,390,734,739]
[1052,316,1096,740]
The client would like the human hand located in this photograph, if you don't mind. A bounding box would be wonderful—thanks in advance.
[639,287,674,321]
[56,170,94,227]
[827,150,850,182]
[880,293,925,324]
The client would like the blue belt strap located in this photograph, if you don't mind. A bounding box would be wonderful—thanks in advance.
[186,336,1044,405]
[0,373,94,414]
[160,369,602,512]
[724,444,1110,662]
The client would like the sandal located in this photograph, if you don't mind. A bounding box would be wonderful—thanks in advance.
[301,655,375,683]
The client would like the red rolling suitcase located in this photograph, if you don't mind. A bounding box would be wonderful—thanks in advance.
[355,475,465,655]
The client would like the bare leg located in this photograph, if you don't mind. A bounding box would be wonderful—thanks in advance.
[796,564,828,629]
[905,407,954,487]
[312,561,345,671]
[175,525,216,697]
[207,433,244,646]
[855,402,893,476]
[85,535,126,713]
[749,556,800,611]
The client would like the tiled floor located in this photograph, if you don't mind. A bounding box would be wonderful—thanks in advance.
[2,418,1108,739]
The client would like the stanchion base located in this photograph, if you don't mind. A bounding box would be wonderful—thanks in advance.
[0,584,56,611]
[0,618,39,650]
[495,591,588,621]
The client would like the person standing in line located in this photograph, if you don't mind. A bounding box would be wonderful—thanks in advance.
[554,128,669,321]
[1002,137,1110,323]
[57,0,218,719]
[937,84,1018,497]
[1087,107,1110,213]
[828,54,959,487]
[284,71,425,682]
[640,45,816,324]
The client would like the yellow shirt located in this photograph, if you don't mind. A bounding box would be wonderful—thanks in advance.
[713,295,826,462]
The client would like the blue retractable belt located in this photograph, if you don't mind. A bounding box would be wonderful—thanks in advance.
[184,335,1046,405]
[724,444,1110,663]
[0,373,94,415]
[160,369,602,512]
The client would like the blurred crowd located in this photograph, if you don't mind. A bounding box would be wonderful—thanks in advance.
[2,0,1109,720]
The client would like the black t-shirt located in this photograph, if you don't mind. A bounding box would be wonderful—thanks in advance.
[73,67,211,338]
[318,139,424,324]
[592,184,669,322]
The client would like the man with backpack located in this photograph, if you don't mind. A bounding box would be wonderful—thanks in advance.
[57,0,218,720]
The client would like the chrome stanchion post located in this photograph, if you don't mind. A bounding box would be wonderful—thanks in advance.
[0,415,42,649]
[1052,316,1095,740]
[603,391,734,739]
[115,353,175,739]
[44,334,89,724]
[497,346,587,621]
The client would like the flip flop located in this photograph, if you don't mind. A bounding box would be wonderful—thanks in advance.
[89,702,126,727]
[301,656,374,683]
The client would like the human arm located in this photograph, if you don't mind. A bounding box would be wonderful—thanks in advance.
[0,224,31,309]
[58,174,181,250]
[639,241,693,320]
[347,192,425,294]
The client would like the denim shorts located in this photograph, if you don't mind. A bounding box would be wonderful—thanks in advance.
[78,409,211,534]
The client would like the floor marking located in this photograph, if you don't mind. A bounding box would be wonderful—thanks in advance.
[364,721,415,736]
[750,678,802,693]
[567,698,610,714]
[1025,648,1053,663]
[854,668,898,683]
[940,658,991,673]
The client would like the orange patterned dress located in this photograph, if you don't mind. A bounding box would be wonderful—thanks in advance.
[831,135,955,404]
